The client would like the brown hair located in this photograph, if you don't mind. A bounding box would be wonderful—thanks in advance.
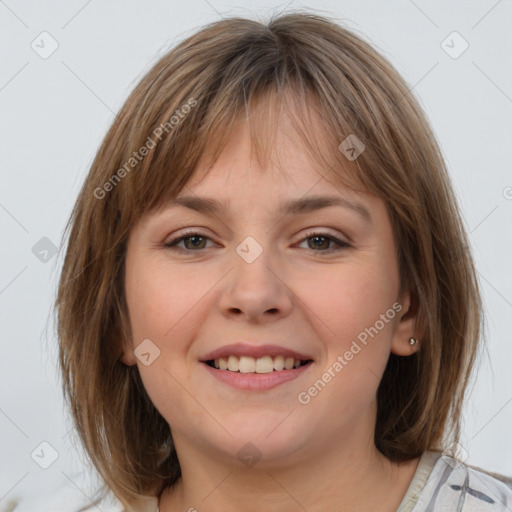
[55,11,483,509]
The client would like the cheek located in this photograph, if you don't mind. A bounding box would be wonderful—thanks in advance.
[297,265,396,430]
[125,260,216,426]
[294,260,399,414]
[125,258,211,344]
[300,261,398,346]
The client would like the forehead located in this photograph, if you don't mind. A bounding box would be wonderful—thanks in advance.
[181,105,355,192]
[132,88,369,226]
[171,115,368,213]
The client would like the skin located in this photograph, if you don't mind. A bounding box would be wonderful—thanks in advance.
[121,110,421,512]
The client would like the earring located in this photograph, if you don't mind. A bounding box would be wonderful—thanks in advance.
[409,337,418,346]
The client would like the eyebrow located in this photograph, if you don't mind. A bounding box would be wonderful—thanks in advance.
[170,194,372,222]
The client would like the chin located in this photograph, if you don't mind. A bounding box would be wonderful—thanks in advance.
[210,419,313,467]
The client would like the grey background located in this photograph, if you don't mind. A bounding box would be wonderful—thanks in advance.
[1,0,511,506]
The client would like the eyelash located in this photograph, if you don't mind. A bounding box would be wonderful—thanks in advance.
[164,230,351,254]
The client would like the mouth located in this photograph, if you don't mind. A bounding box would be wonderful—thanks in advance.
[203,355,314,373]
[199,343,315,391]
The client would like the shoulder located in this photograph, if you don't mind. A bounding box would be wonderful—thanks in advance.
[413,450,512,511]
[9,473,159,512]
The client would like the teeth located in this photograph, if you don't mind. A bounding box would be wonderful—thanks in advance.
[239,356,256,373]
[273,355,285,371]
[256,356,274,373]
[210,355,308,373]
[227,355,239,372]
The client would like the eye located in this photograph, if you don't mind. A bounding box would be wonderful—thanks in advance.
[164,231,216,251]
[164,230,351,253]
[298,232,351,253]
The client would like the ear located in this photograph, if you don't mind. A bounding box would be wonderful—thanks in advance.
[390,289,422,356]
[118,339,137,366]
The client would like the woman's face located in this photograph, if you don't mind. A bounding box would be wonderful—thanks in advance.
[122,113,417,467]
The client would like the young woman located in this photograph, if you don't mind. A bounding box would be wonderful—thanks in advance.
[25,11,512,512]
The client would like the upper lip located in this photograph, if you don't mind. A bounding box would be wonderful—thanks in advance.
[200,343,314,362]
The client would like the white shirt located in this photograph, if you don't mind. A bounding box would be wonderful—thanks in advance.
[397,450,512,511]
[7,450,512,511]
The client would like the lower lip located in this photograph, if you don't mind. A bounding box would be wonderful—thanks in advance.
[201,361,313,391]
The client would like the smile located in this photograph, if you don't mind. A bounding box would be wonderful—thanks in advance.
[202,358,314,391]
[205,355,313,373]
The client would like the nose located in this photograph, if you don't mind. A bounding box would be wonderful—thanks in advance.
[218,245,293,324]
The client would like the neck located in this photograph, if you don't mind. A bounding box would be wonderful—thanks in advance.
[158,430,420,512]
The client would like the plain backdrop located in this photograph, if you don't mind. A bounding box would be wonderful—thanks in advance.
[1,0,511,506]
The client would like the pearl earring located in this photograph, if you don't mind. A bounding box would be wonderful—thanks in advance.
[409,337,418,346]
